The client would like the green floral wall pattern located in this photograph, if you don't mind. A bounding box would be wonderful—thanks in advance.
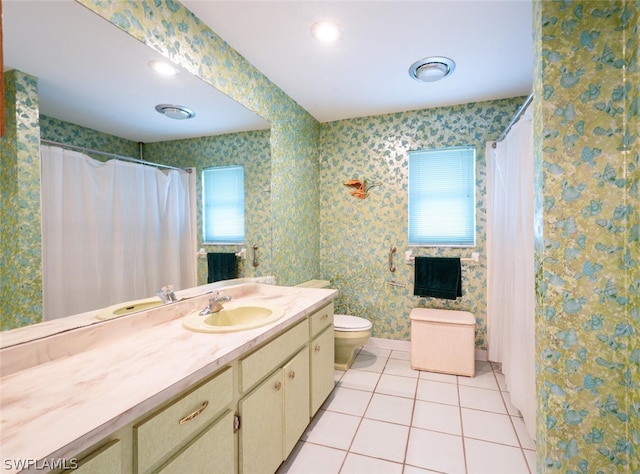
[318,98,525,347]
[1,71,42,330]
[534,1,638,472]
[40,115,140,158]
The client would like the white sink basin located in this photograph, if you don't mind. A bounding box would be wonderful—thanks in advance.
[96,297,164,320]
[182,300,285,333]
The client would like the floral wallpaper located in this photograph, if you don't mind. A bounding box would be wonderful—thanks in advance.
[534,1,638,472]
[144,130,272,284]
[0,71,42,330]
[40,115,139,159]
[318,98,525,347]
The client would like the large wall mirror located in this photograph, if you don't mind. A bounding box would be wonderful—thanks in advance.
[2,0,272,338]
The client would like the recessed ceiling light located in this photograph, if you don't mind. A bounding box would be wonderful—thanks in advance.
[155,104,195,120]
[310,20,343,43]
[148,60,181,77]
[409,57,456,83]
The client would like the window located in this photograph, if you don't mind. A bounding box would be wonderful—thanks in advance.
[408,146,476,247]
[202,166,245,244]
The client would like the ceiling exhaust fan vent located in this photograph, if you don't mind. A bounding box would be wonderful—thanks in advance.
[155,104,196,120]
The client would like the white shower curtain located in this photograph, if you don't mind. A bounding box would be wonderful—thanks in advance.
[41,145,196,320]
[487,107,535,440]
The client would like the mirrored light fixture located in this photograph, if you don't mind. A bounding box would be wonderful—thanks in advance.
[409,56,456,82]
[310,19,343,43]
[155,104,195,120]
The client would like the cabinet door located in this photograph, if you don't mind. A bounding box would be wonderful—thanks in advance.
[159,411,235,474]
[283,348,310,458]
[310,326,335,415]
[239,371,284,474]
[63,440,121,474]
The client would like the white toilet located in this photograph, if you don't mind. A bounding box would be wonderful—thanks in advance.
[296,280,372,370]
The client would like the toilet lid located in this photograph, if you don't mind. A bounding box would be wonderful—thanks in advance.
[334,314,372,331]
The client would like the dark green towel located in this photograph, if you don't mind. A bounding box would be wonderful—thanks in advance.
[413,257,462,300]
[207,253,237,283]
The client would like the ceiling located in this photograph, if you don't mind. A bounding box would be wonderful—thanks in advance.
[3,1,533,142]
[183,0,533,123]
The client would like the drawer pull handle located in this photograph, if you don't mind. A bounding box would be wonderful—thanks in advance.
[320,313,328,321]
[275,381,282,391]
[179,401,209,425]
[315,345,321,352]
[288,371,296,380]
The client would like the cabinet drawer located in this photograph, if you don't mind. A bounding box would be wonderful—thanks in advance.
[135,366,233,473]
[240,319,309,392]
[309,303,333,338]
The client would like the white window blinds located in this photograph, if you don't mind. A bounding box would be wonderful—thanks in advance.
[408,146,476,247]
[202,166,245,244]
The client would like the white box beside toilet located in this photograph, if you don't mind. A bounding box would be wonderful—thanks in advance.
[410,308,475,377]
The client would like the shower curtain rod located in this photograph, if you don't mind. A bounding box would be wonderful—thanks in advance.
[40,139,192,173]
[493,92,534,148]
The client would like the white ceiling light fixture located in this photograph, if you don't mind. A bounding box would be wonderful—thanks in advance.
[310,19,343,43]
[148,59,181,76]
[409,56,456,83]
[155,104,196,120]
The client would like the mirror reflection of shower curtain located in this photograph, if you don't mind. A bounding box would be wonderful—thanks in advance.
[41,145,196,320]
[486,106,535,440]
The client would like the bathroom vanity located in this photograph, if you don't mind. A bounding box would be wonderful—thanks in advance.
[0,282,337,474]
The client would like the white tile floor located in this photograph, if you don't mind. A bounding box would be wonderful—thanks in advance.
[278,344,536,474]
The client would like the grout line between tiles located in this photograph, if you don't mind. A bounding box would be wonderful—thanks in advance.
[401,363,420,471]
[490,364,535,474]
[294,346,535,474]
[336,346,388,473]
[457,373,470,474]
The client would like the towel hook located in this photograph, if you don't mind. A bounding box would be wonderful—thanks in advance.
[252,244,259,267]
[389,246,397,273]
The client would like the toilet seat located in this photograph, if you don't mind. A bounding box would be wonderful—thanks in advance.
[334,314,372,332]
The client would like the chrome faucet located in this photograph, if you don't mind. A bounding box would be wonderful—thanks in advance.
[199,291,232,315]
[157,285,177,304]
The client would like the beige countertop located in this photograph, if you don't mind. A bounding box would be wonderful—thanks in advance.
[0,283,337,473]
